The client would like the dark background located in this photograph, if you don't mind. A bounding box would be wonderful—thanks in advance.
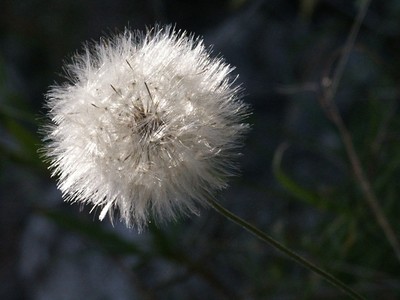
[1,0,400,299]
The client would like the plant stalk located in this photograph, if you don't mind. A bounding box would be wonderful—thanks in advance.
[206,197,365,300]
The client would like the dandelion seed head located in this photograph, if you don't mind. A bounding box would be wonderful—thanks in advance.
[43,25,249,230]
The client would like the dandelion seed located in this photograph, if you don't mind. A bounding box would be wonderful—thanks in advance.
[42,25,249,230]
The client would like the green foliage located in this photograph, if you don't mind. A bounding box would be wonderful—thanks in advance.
[273,97,400,297]
[42,209,142,256]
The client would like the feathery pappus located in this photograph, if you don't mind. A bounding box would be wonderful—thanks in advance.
[42,25,249,230]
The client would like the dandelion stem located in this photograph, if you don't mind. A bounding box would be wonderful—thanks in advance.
[206,197,365,300]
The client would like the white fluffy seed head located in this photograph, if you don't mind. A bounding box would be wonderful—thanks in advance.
[42,25,249,230]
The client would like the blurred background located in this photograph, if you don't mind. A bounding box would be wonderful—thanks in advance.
[1,0,400,299]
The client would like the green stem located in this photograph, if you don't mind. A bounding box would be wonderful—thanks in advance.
[206,197,365,300]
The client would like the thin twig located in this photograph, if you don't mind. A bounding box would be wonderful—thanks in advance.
[319,0,400,263]
[206,197,365,300]
[322,101,400,263]
[321,0,372,101]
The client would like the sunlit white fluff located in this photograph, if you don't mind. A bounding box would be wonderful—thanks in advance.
[43,25,249,230]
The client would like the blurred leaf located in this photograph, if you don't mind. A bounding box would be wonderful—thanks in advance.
[42,209,143,256]
[273,143,346,213]
[0,102,37,124]
[229,0,248,10]
[4,118,39,154]
[0,54,43,170]
[0,116,43,169]
[299,0,319,20]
